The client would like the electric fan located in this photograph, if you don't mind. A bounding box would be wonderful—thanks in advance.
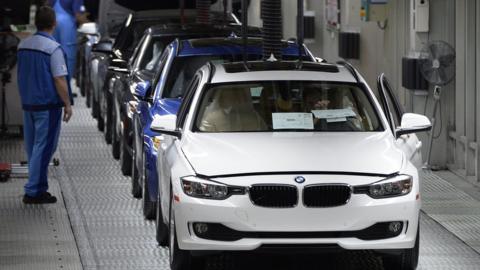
[419,40,456,168]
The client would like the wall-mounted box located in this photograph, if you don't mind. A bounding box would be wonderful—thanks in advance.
[339,32,360,60]
[402,57,429,90]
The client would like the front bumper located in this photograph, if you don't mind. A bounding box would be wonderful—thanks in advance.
[172,174,420,252]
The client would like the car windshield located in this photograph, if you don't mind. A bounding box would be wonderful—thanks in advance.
[194,81,383,132]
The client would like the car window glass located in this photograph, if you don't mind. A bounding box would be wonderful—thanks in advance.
[178,75,201,128]
[130,35,147,68]
[162,56,228,99]
[150,49,171,99]
[139,40,165,71]
[377,75,404,130]
[194,81,383,133]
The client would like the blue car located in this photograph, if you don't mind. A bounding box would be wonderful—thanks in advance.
[130,37,315,229]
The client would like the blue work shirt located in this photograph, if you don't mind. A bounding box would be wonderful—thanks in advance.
[48,0,85,17]
[17,32,73,111]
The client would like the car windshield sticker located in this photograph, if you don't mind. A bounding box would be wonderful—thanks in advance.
[272,113,314,130]
[312,108,357,120]
[250,87,263,97]
[326,117,347,123]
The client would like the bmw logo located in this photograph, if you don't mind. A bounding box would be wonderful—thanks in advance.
[294,176,306,184]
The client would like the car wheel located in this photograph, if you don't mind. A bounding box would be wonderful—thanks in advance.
[104,93,113,144]
[131,142,142,198]
[86,90,91,108]
[120,129,132,176]
[156,188,168,246]
[169,192,205,270]
[382,225,420,270]
[92,95,99,119]
[142,168,156,220]
[97,112,104,132]
[111,115,120,160]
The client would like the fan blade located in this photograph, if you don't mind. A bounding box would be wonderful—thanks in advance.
[429,44,440,59]
[422,68,440,84]
[439,54,455,68]
[438,68,450,85]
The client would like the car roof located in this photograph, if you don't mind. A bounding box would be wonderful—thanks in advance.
[209,61,358,84]
[176,37,308,58]
[146,24,261,38]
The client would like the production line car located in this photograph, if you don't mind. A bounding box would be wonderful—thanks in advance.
[150,60,431,270]
[94,9,180,139]
[109,24,261,175]
[130,37,315,223]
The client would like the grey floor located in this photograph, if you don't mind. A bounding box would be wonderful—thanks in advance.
[1,94,480,269]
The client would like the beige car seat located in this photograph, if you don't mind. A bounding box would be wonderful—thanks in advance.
[199,87,267,132]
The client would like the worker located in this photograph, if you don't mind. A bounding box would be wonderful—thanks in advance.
[48,0,89,75]
[17,6,73,204]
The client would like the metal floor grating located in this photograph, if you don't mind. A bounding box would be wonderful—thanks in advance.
[422,171,480,254]
[1,93,480,269]
[0,168,82,270]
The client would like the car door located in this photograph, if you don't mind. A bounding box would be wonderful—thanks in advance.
[158,74,202,222]
[377,74,423,169]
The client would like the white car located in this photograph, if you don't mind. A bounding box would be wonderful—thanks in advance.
[151,61,431,270]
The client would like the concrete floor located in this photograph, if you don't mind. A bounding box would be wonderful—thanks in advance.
[1,95,480,270]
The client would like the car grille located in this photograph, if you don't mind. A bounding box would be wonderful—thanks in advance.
[249,185,298,208]
[303,185,351,207]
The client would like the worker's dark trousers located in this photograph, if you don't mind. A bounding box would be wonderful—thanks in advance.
[23,108,62,197]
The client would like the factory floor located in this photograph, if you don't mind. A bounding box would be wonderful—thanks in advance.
[1,94,480,270]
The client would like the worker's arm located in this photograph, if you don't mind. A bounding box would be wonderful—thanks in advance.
[50,47,73,122]
[53,76,73,122]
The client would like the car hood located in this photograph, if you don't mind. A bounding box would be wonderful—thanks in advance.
[181,132,404,177]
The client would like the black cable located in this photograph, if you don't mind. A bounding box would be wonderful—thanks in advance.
[433,99,443,139]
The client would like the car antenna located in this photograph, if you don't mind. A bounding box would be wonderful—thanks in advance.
[241,0,250,71]
[297,0,304,69]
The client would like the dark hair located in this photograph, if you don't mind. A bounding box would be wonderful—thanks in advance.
[35,6,56,31]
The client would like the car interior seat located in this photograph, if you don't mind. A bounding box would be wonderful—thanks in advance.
[199,87,267,132]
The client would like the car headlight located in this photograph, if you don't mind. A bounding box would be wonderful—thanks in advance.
[180,176,245,200]
[367,175,413,199]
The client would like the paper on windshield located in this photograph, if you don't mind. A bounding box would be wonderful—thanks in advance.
[272,113,314,130]
[312,108,357,120]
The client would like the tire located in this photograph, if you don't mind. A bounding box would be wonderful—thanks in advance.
[92,96,99,119]
[131,141,142,198]
[86,89,91,108]
[97,113,104,132]
[120,129,132,176]
[169,192,205,270]
[111,115,120,160]
[104,93,112,144]
[142,169,156,220]
[156,187,168,246]
[382,226,420,270]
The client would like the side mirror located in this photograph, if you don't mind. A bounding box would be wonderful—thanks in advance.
[395,113,432,139]
[78,22,98,35]
[133,81,151,100]
[92,42,112,54]
[150,115,181,138]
